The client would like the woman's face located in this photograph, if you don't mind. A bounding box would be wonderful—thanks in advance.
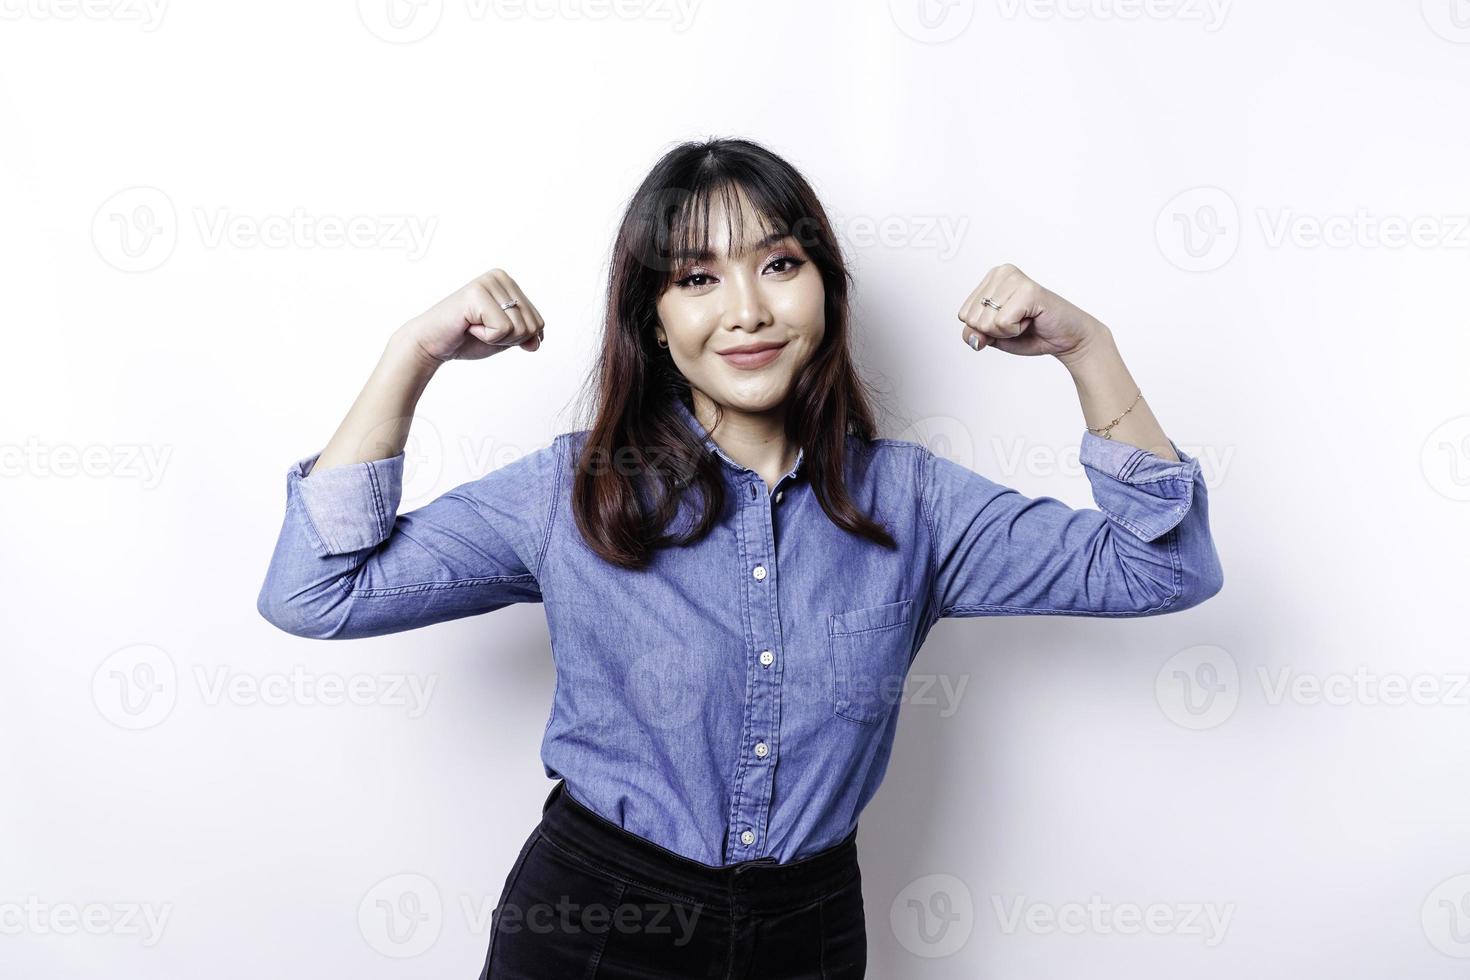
[654,193,825,418]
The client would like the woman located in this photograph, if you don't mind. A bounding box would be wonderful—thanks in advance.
[257,137,1224,978]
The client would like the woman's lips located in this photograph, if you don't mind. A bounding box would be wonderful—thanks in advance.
[719,343,787,369]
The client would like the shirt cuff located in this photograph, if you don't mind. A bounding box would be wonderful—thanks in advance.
[288,451,405,555]
[1078,430,1202,543]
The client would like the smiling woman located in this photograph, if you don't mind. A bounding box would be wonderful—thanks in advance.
[255,136,1223,979]
[576,140,899,567]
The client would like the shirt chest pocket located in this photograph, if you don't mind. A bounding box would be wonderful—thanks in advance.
[827,598,915,725]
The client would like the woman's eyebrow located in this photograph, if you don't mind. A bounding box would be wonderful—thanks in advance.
[672,230,792,262]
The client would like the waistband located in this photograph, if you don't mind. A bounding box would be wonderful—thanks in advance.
[534,779,859,915]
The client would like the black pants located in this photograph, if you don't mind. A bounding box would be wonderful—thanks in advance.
[478,779,867,979]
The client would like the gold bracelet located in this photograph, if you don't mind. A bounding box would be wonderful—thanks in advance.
[1087,389,1143,440]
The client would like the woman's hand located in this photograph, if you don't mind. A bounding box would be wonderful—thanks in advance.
[400,268,547,364]
[956,263,1105,366]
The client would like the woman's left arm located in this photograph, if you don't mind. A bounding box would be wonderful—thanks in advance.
[958,263,1177,461]
[922,263,1223,622]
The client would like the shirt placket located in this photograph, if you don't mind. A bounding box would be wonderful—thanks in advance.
[726,470,781,863]
[714,445,802,865]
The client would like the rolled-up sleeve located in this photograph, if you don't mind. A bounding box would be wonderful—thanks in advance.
[256,435,565,639]
[920,431,1223,619]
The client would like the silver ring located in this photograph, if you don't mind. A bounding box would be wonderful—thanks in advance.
[500,299,520,311]
[981,296,1003,311]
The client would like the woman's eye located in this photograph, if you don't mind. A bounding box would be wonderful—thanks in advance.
[674,256,804,290]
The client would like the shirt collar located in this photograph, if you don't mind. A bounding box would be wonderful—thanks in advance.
[668,392,806,483]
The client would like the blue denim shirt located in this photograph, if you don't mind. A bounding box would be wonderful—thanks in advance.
[257,393,1223,866]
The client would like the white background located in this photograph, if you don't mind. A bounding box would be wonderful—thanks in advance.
[3,1,1468,977]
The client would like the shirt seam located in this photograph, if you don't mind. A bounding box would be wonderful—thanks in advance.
[534,434,566,580]
[915,446,942,635]
[365,457,389,543]
[291,471,335,556]
[339,575,539,599]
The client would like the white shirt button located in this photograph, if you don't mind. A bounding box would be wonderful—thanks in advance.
[752,565,767,581]
[759,650,774,667]
[740,829,755,845]
[754,741,769,758]
[775,490,784,503]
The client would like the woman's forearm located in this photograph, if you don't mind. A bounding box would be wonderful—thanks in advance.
[1057,323,1180,463]
[308,328,443,475]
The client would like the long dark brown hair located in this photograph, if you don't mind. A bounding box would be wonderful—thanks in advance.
[568,136,897,569]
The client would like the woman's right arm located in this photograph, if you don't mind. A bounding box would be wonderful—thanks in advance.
[256,269,559,640]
